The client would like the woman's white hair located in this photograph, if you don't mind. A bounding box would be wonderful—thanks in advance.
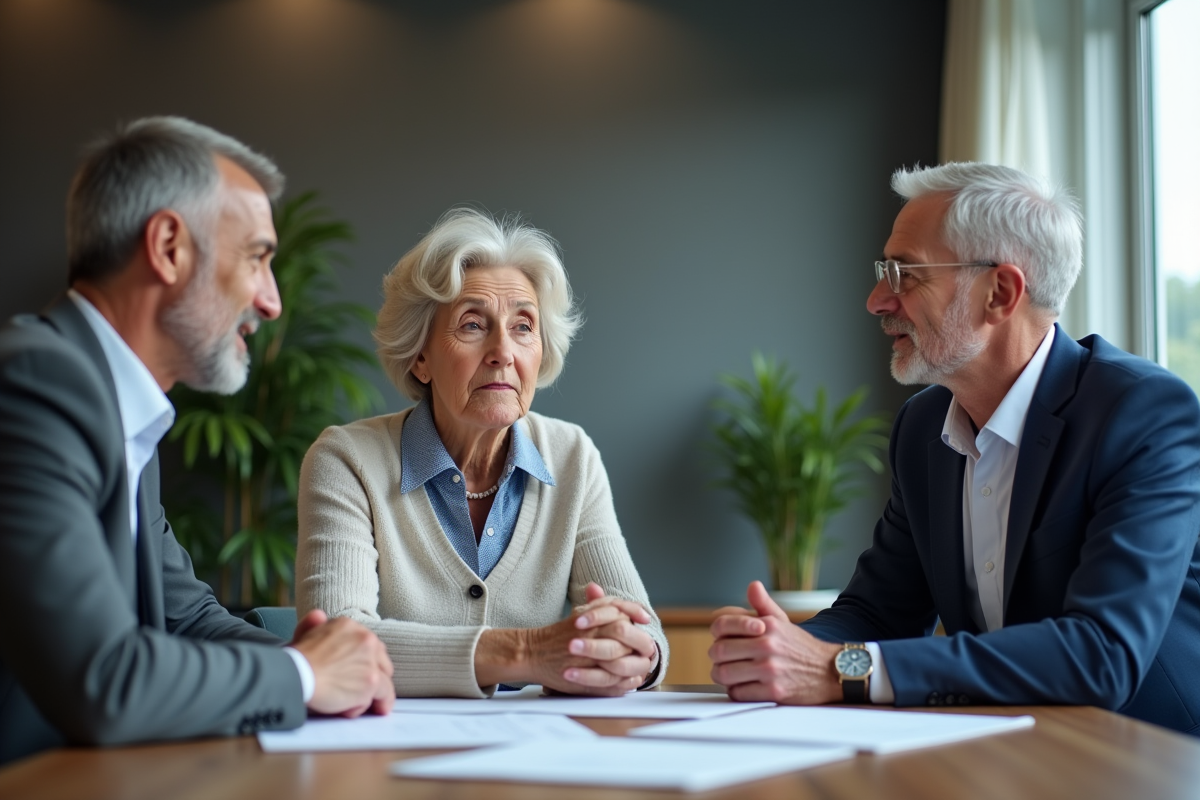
[375,207,582,401]
[891,162,1083,315]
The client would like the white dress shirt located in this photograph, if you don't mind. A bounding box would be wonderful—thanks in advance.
[68,290,314,703]
[68,290,174,541]
[866,326,1056,703]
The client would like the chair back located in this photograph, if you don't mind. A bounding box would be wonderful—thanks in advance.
[245,606,298,641]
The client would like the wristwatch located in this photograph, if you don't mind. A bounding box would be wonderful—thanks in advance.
[834,643,873,703]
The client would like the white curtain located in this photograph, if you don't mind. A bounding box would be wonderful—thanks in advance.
[940,0,1051,179]
[937,0,1134,351]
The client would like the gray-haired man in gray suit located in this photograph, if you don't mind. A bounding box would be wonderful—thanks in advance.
[0,117,394,766]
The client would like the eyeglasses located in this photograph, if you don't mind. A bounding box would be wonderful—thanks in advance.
[873,259,998,294]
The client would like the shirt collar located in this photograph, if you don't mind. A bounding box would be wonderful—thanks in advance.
[68,289,175,446]
[399,398,554,493]
[941,326,1056,457]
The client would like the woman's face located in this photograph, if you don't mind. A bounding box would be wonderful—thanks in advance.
[415,265,543,436]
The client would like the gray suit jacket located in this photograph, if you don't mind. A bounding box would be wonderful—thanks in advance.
[0,297,306,766]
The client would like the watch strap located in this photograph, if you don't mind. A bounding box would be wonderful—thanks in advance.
[841,675,868,703]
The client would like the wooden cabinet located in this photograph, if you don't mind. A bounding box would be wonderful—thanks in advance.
[657,607,817,684]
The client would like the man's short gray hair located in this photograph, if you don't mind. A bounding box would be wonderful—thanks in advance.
[66,116,284,284]
[891,162,1082,315]
[375,208,582,401]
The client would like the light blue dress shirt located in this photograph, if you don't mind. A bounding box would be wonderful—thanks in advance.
[400,399,555,579]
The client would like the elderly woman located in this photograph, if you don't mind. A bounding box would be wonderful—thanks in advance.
[296,208,667,698]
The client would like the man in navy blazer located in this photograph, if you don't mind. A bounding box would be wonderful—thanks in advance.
[710,162,1200,734]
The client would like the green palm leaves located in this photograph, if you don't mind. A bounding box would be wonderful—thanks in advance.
[711,353,889,592]
[167,193,382,606]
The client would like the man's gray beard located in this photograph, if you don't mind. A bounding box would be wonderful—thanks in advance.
[162,263,255,395]
[887,282,985,386]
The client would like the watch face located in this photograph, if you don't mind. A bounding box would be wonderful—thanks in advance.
[836,648,872,678]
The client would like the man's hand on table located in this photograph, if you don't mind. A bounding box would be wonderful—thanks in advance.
[292,609,395,717]
[709,580,843,704]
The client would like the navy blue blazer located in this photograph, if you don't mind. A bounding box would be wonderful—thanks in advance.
[804,326,1200,733]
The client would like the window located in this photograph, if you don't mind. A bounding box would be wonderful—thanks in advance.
[1140,0,1200,390]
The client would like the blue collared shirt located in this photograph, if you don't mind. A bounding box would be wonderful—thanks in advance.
[400,400,555,579]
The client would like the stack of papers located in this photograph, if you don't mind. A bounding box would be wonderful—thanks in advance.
[391,686,774,719]
[258,711,594,752]
[631,706,1035,754]
[391,737,854,792]
[261,688,1037,791]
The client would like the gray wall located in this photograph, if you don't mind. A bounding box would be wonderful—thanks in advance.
[0,0,944,605]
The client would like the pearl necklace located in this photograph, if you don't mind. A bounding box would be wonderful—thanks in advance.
[466,483,499,500]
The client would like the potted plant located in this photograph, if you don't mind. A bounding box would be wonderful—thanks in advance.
[164,192,382,608]
[710,353,890,609]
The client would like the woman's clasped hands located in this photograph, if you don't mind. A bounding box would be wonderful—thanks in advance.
[474,582,660,695]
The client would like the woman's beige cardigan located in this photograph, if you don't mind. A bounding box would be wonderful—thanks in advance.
[296,408,668,697]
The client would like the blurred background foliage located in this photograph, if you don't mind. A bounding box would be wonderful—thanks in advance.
[1166,276,1200,396]
[165,192,382,608]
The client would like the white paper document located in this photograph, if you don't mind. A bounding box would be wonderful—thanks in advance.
[390,686,773,719]
[258,711,595,753]
[391,737,854,792]
[631,706,1035,754]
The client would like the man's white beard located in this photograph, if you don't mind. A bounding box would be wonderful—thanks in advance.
[886,282,985,386]
[162,263,257,395]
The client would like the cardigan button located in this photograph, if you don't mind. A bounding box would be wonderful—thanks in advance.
[469,584,484,599]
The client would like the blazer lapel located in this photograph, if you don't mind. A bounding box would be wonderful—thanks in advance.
[927,436,975,634]
[135,453,166,628]
[42,295,139,604]
[1002,326,1084,615]
[41,296,118,392]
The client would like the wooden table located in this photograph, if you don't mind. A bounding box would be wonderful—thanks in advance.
[3,689,1199,800]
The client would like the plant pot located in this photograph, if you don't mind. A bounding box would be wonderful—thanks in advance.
[769,589,840,611]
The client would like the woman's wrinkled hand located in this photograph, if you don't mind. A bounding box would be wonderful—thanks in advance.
[558,583,658,693]
[474,582,659,695]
